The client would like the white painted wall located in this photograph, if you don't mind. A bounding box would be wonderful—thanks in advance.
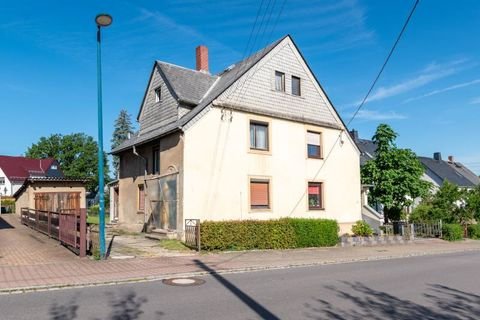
[0,168,12,196]
[183,107,362,232]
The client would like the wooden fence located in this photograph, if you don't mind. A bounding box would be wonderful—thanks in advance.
[21,208,87,257]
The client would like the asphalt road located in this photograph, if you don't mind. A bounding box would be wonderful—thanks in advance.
[1,251,479,320]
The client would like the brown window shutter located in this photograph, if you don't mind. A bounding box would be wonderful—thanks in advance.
[250,181,269,208]
[138,185,145,211]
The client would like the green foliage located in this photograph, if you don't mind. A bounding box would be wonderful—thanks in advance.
[361,124,431,222]
[287,218,339,247]
[111,109,134,179]
[200,218,339,251]
[413,182,478,230]
[410,203,434,222]
[26,133,110,192]
[351,220,374,236]
[1,199,15,206]
[88,204,100,216]
[442,223,463,241]
[467,224,480,239]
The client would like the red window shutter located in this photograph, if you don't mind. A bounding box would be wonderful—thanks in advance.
[250,181,269,207]
[308,185,320,195]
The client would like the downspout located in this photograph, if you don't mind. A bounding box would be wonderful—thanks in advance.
[133,145,148,227]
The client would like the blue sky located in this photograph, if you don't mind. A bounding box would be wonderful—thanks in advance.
[1,0,479,174]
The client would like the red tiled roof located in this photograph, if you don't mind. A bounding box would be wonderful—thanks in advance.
[0,155,57,182]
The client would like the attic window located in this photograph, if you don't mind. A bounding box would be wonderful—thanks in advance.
[292,76,301,96]
[275,71,285,92]
[51,165,57,170]
[155,87,162,103]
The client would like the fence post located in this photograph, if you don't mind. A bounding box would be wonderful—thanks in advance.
[79,209,86,258]
[47,211,51,237]
[439,220,442,238]
[410,223,415,240]
[196,221,201,252]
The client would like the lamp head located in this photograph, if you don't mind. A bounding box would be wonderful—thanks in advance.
[95,14,113,27]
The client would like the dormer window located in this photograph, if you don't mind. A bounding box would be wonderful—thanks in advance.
[155,87,162,103]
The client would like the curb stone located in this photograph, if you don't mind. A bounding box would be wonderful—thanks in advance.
[1,247,479,295]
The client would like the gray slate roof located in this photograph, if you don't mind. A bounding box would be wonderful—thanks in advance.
[156,62,218,105]
[419,157,480,188]
[112,36,286,154]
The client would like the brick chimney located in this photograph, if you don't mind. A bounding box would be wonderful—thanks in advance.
[433,152,442,161]
[196,45,209,73]
[448,155,454,163]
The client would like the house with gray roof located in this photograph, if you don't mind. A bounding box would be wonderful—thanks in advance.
[111,35,362,236]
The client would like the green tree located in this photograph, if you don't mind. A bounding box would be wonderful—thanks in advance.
[361,124,430,222]
[111,109,134,178]
[26,133,109,192]
[430,180,463,222]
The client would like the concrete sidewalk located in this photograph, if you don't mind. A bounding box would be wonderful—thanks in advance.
[1,233,480,293]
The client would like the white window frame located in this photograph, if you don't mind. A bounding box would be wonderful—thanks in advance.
[155,86,162,103]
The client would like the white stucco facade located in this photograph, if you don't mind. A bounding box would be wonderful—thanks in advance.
[0,168,13,196]
[183,107,361,233]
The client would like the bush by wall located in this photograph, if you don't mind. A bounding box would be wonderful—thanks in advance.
[351,220,374,237]
[200,218,339,251]
[442,223,463,241]
[467,224,480,240]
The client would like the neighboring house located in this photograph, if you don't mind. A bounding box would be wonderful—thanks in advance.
[349,130,480,220]
[349,130,384,231]
[0,155,63,197]
[419,153,480,190]
[112,35,362,236]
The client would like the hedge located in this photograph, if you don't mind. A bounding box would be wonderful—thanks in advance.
[467,224,480,240]
[442,223,463,241]
[200,218,339,251]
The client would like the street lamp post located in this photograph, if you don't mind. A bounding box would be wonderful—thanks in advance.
[95,13,112,259]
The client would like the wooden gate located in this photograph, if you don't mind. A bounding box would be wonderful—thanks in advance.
[34,192,81,212]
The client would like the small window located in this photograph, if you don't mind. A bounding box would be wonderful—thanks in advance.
[152,147,160,174]
[275,71,285,92]
[50,165,57,170]
[155,87,161,103]
[0,177,4,185]
[308,182,323,210]
[138,185,145,211]
[250,121,269,151]
[250,179,270,209]
[292,76,301,96]
[307,131,322,158]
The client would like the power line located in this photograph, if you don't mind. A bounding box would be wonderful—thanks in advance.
[287,0,420,216]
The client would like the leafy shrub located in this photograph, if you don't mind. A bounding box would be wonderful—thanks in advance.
[351,220,374,237]
[442,223,463,241]
[286,218,339,247]
[467,224,480,239]
[88,204,100,216]
[200,218,338,251]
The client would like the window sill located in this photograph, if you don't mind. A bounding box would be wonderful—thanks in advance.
[249,148,271,156]
[308,207,325,211]
[307,156,324,160]
[137,211,145,214]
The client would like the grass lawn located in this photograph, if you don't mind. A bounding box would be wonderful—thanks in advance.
[157,239,192,251]
[87,215,110,224]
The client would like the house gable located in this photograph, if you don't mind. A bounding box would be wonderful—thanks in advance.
[215,36,343,129]
[137,64,179,134]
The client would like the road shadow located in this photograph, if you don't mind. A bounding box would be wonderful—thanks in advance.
[0,215,14,230]
[49,290,163,320]
[193,259,281,320]
[303,281,480,319]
